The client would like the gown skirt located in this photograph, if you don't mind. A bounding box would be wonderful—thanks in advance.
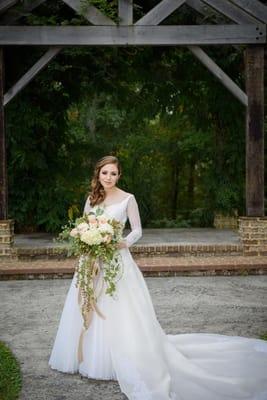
[49,246,267,400]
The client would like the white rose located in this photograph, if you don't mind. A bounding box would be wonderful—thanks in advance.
[98,223,114,235]
[77,222,90,233]
[80,229,103,245]
[97,216,108,224]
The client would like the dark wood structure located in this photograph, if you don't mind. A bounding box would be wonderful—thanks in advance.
[0,0,266,224]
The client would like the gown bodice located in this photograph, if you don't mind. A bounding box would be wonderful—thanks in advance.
[83,193,142,248]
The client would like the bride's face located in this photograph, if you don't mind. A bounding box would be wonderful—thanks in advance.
[99,163,119,190]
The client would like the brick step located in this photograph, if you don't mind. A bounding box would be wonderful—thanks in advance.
[132,243,243,257]
[0,255,266,279]
[11,242,244,260]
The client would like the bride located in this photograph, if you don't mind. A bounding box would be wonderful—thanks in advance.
[49,155,267,400]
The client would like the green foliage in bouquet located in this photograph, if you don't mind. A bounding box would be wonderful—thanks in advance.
[57,206,124,319]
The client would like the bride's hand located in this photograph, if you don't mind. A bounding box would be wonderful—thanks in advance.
[116,240,127,249]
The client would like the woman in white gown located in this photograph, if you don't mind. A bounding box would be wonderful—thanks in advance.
[49,155,267,400]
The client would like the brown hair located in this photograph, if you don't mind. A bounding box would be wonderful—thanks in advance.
[89,156,121,206]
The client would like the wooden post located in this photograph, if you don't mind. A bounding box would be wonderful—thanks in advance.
[0,48,7,220]
[245,45,265,216]
[119,0,133,25]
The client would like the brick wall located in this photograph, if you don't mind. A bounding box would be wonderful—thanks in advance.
[238,217,267,256]
[214,213,238,230]
[0,220,14,257]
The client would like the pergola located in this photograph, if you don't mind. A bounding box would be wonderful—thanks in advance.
[0,0,266,256]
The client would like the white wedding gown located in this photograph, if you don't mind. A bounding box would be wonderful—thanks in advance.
[49,194,267,400]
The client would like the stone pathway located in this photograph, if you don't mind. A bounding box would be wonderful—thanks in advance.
[0,276,266,400]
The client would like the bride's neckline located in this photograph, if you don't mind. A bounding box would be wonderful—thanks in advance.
[100,193,132,208]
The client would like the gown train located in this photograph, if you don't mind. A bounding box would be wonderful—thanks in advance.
[49,194,267,400]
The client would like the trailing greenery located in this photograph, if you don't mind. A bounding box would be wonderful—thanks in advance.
[0,341,22,400]
[5,1,266,233]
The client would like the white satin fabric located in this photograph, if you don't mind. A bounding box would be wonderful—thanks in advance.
[49,194,267,400]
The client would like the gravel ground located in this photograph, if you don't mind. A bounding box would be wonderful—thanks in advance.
[0,275,266,400]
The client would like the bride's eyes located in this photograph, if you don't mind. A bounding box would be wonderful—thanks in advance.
[101,171,117,176]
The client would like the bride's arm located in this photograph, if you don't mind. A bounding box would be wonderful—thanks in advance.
[120,195,142,248]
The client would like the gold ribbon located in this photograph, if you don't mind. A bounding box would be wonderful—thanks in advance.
[76,257,106,364]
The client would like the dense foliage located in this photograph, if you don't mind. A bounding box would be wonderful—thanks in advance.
[5,1,266,232]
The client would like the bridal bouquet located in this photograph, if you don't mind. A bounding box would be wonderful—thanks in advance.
[58,206,124,328]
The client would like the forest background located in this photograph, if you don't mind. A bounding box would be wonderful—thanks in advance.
[5,0,267,233]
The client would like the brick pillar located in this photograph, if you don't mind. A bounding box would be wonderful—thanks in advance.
[0,219,14,257]
[238,217,267,256]
[214,212,238,230]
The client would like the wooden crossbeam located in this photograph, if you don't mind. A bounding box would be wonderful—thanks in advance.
[62,0,115,26]
[0,0,46,24]
[4,47,61,106]
[188,46,247,106]
[230,0,267,24]
[0,0,116,26]
[135,0,247,105]
[201,0,259,24]
[186,0,221,21]
[119,0,133,25]
[0,0,18,14]
[3,0,116,106]
[135,0,186,26]
[185,0,254,105]
[0,25,265,45]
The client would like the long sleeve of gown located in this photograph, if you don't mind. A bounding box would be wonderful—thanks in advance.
[124,195,142,248]
[83,196,91,215]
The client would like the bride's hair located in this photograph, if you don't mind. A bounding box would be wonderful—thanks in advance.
[89,155,121,206]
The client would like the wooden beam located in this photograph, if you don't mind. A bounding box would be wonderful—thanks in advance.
[0,48,7,219]
[201,0,259,24]
[0,25,265,45]
[188,45,248,106]
[119,0,133,25]
[135,0,186,26]
[4,47,61,106]
[0,0,18,15]
[0,0,46,25]
[245,45,265,216]
[186,0,222,21]
[61,0,116,26]
[136,0,249,103]
[230,0,267,24]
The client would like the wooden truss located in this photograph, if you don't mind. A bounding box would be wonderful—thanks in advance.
[3,0,266,106]
[0,0,266,219]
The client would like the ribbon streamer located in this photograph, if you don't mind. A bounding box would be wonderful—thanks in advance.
[76,257,106,364]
